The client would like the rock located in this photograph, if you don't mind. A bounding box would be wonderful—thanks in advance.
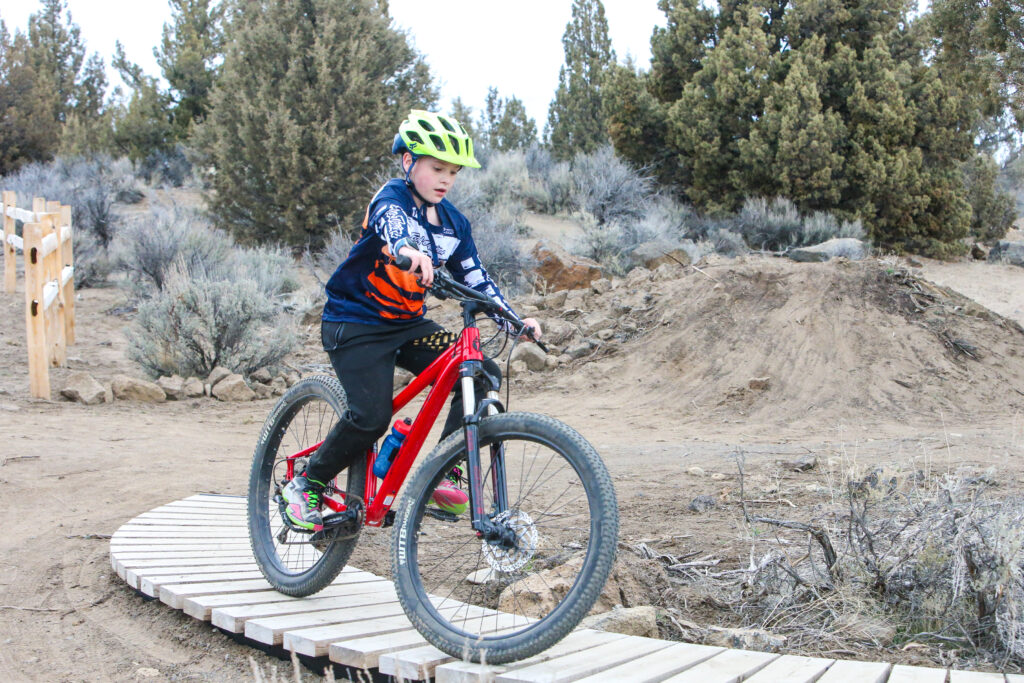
[284,371,301,387]
[565,340,595,360]
[989,240,1024,266]
[579,605,659,638]
[708,626,786,652]
[590,278,612,295]
[686,466,705,477]
[532,240,603,292]
[541,290,568,309]
[787,238,868,262]
[748,376,770,391]
[971,243,989,260]
[581,312,614,336]
[627,240,695,271]
[212,374,255,402]
[507,360,529,379]
[252,382,273,399]
[625,266,652,284]
[596,329,615,341]
[206,366,232,388]
[688,495,717,512]
[251,367,273,384]
[183,377,205,398]
[60,372,107,405]
[156,375,186,401]
[544,355,560,370]
[465,567,498,585]
[907,256,924,268]
[831,613,896,645]
[111,375,166,403]
[511,343,547,371]
[269,376,288,396]
[778,455,818,472]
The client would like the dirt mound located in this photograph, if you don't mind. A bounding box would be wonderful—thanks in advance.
[537,257,1024,431]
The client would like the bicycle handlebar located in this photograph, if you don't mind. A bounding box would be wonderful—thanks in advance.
[394,254,547,352]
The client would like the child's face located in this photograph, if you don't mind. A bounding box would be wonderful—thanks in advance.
[404,153,461,204]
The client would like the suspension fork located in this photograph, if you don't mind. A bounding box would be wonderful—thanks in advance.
[462,363,512,543]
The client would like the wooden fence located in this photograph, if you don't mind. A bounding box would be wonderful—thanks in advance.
[2,191,76,399]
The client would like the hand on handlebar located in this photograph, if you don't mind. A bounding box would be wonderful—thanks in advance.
[520,317,543,342]
[397,245,434,287]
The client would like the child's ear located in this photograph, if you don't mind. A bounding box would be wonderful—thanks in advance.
[402,152,414,172]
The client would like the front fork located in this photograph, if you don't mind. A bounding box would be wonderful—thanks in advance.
[460,364,513,546]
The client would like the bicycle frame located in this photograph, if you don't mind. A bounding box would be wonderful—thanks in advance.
[285,317,491,528]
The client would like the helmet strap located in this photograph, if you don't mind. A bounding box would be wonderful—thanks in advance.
[402,154,435,208]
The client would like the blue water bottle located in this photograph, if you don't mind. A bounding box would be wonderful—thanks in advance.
[373,418,413,478]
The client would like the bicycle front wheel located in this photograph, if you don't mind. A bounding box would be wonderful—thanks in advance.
[392,412,618,664]
[248,375,366,597]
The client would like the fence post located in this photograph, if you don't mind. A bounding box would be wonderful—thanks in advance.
[60,204,75,345]
[3,191,15,293]
[23,221,49,399]
[44,200,66,367]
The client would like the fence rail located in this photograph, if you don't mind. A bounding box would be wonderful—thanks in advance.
[2,191,76,399]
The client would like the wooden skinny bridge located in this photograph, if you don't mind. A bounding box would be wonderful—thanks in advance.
[111,495,1019,682]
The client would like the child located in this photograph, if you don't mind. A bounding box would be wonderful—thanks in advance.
[283,110,542,531]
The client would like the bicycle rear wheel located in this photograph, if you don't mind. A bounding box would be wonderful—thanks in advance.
[392,412,618,664]
[248,375,366,597]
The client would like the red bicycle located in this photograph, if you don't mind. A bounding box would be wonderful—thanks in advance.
[246,263,618,664]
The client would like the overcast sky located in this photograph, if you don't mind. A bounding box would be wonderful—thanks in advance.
[0,0,666,127]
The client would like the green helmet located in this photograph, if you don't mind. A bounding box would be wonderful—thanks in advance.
[393,110,481,168]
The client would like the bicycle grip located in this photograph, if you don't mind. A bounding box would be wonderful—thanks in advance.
[394,254,413,271]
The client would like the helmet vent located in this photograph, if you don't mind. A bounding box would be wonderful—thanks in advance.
[428,134,447,151]
[439,117,457,132]
[406,131,425,146]
[448,135,461,154]
[418,119,436,132]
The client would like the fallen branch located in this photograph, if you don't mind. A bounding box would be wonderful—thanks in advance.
[0,605,60,612]
[750,516,839,580]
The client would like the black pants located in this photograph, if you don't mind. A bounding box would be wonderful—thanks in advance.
[303,319,500,484]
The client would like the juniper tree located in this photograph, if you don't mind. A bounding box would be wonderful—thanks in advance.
[479,87,537,152]
[194,0,436,247]
[546,0,615,159]
[0,19,60,173]
[111,41,176,164]
[605,0,988,254]
[155,0,225,137]
[450,97,475,137]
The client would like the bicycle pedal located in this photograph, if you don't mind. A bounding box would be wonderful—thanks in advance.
[425,508,460,523]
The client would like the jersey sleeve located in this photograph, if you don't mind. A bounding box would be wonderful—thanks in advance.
[446,231,521,332]
[368,199,415,257]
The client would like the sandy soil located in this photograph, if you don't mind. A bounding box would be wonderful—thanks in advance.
[3,248,1024,680]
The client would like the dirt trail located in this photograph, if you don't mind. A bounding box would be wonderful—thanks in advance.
[2,255,1024,679]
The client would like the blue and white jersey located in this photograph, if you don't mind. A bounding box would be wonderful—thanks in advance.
[323,179,518,327]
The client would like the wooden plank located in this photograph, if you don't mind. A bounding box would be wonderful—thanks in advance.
[817,660,891,683]
[494,636,671,683]
[3,191,15,294]
[183,573,385,620]
[282,602,472,657]
[140,570,266,596]
[110,541,252,550]
[113,528,251,538]
[743,654,834,683]
[214,584,397,632]
[160,578,274,609]
[948,672,1005,682]
[573,642,725,682]
[129,515,247,525]
[116,553,257,570]
[125,563,259,588]
[23,223,49,398]
[886,665,949,683]
[329,629,432,670]
[58,204,73,345]
[282,613,416,656]
[434,631,630,683]
[1005,675,1024,683]
[246,598,407,645]
[660,649,778,683]
[379,612,533,680]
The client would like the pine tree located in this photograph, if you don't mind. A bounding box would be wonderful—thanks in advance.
[0,20,60,173]
[478,87,538,152]
[545,0,615,159]
[155,0,225,137]
[111,41,175,164]
[450,97,475,137]
[194,0,436,247]
[25,0,84,122]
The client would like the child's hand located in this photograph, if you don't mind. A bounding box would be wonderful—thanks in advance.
[520,318,542,341]
[398,245,434,286]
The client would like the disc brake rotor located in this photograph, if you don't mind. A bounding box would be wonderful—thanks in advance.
[482,509,538,573]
